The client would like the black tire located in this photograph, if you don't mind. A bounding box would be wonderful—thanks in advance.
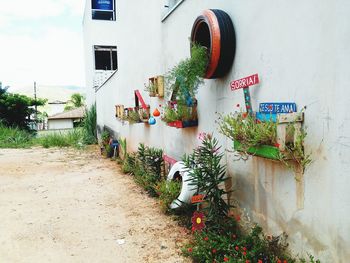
[191,9,236,79]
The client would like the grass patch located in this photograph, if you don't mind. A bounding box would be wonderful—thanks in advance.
[0,124,35,148]
[37,129,86,149]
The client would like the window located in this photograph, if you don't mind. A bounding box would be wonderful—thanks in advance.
[94,46,118,70]
[92,0,116,21]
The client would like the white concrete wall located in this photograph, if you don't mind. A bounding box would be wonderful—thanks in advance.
[83,0,350,261]
[83,0,120,106]
[48,119,73,130]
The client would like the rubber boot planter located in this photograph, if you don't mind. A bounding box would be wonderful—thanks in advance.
[191,9,236,79]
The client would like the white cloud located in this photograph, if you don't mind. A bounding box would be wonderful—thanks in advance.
[0,0,86,91]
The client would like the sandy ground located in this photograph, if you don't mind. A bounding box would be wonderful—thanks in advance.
[0,147,191,263]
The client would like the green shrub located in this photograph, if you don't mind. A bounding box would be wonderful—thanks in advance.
[0,123,35,148]
[156,180,181,213]
[38,129,85,149]
[83,104,97,144]
[122,153,136,174]
[184,133,232,227]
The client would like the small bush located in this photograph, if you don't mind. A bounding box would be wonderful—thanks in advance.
[83,104,97,144]
[156,180,181,213]
[38,129,85,149]
[0,123,35,148]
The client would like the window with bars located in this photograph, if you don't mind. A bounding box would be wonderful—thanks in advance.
[94,45,118,71]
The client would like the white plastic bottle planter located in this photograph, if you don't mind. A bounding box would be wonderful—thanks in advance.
[167,161,197,209]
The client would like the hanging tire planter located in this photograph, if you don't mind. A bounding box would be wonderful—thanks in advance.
[167,161,197,209]
[191,9,236,79]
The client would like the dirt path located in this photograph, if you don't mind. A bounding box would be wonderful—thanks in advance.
[0,147,190,263]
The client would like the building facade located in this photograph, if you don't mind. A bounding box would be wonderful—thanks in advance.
[83,1,350,261]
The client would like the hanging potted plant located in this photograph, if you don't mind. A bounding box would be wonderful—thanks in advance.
[144,79,157,97]
[218,112,311,171]
[162,43,208,128]
[138,106,151,123]
[126,107,142,124]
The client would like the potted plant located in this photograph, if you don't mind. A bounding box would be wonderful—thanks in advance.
[126,107,141,124]
[144,80,157,97]
[219,112,311,171]
[162,43,208,128]
[138,106,150,123]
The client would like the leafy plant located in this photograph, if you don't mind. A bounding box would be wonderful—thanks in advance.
[166,43,208,104]
[122,153,136,174]
[0,82,46,130]
[127,110,141,123]
[0,123,35,148]
[82,104,97,144]
[162,103,197,123]
[64,93,85,111]
[38,128,85,149]
[219,113,277,151]
[156,180,182,213]
[131,144,164,196]
[144,81,157,95]
[219,112,311,171]
[183,133,232,227]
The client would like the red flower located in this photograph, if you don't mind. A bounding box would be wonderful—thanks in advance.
[258,260,263,263]
[235,215,241,222]
[235,246,239,251]
[191,211,205,231]
[224,257,229,262]
[187,248,193,253]
[242,247,247,251]
[283,261,287,263]
[243,251,247,256]
[212,249,217,254]
[274,143,280,148]
[245,260,250,263]
[204,237,209,241]
[277,260,282,263]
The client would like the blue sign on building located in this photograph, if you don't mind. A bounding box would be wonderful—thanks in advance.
[92,0,113,10]
[259,102,297,114]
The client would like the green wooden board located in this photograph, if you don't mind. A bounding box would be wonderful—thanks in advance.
[233,140,281,160]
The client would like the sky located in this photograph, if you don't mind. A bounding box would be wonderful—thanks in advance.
[0,0,86,99]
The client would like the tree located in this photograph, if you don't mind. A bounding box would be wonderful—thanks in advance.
[0,82,46,130]
[64,93,85,111]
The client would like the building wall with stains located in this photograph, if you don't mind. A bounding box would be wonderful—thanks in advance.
[83,0,350,261]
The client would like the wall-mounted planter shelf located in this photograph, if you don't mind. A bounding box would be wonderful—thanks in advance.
[147,76,164,98]
[167,120,198,129]
[232,112,305,161]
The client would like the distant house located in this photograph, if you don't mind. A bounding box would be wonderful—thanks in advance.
[47,107,85,130]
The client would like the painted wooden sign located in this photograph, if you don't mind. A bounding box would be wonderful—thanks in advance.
[259,103,297,114]
[230,74,259,90]
[134,90,148,110]
[191,194,205,204]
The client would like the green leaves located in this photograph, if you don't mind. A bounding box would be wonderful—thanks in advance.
[183,134,232,225]
[0,85,46,130]
[166,43,208,104]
